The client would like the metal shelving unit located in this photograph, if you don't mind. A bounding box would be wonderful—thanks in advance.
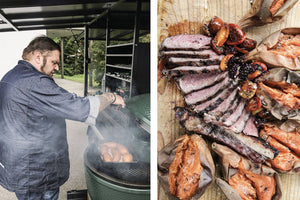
[102,1,150,98]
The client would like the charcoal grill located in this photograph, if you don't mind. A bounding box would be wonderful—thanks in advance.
[84,94,150,200]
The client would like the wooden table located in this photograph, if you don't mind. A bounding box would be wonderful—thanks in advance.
[157,0,300,199]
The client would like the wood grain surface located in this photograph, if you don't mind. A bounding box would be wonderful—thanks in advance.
[157,0,300,199]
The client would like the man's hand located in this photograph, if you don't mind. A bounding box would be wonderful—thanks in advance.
[112,93,126,108]
[98,92,126,112]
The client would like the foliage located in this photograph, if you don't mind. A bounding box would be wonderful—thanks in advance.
[139,33,150,43]
[52,36,84,76]
[89,40,106,86]
[50,32,150,88]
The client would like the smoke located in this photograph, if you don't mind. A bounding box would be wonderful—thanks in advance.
[85,105,150,184]
[63,120,89,191]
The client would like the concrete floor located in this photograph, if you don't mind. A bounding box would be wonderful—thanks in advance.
[0,77,95,200]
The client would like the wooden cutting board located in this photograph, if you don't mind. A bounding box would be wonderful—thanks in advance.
[157,0,300,199]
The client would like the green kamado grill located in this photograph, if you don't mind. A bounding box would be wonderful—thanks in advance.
[84,94,150,200]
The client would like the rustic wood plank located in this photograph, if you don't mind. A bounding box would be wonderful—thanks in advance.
[157,0,300,199]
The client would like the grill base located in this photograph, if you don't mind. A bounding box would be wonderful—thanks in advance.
[84,145,150,188]
[85,167,150,200]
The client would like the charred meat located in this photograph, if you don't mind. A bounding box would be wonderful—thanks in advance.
[175,107,278,163]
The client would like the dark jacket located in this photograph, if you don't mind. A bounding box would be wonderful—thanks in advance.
[0,60,95,192]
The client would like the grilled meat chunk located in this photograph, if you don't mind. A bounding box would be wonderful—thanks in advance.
[175,107,278,163]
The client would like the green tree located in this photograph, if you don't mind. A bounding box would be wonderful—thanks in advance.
[89,40,106,87]
[52,36,84,76]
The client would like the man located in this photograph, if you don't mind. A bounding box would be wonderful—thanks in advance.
[0,36,125,200]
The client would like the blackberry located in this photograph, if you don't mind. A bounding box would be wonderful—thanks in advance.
[238,63,255,80]
[228,63,239,79]
[255,117,266,129]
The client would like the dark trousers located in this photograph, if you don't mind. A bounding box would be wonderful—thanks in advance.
[15,188,59,200]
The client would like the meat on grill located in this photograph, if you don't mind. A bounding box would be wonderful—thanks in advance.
[161,34,211,50]
[177,71,228,94]
[175,107,278,163]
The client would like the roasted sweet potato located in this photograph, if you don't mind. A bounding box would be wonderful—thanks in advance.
[238,0,298,29]
[212,143,282,200]
[246,28,300,71]
[255,68,300,121]
[158,134,215,200]
[259,122,300,173]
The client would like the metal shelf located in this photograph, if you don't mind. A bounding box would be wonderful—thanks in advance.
[106,64,132,70]
[107,43,134,48]
[106,54,133,57]
[105,74,131,82]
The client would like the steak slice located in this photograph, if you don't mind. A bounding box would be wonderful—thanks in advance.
[167,56,223,67]
[177,71,228,94]
[204,87,238,124]
[222,99,246,127]
[175,107,278,163]
[227,108,250,133]
[161,34,211,50]
[215,96,241,126]
[162,65,221,77]
[243,116,259,137]
[185,76,231,105]
[161,49,219,59]
[192,81,238,114]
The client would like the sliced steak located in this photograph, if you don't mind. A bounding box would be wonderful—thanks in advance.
[204,87,238,124]
[243,116,258,137]
[222,99,246,127]
[162,65,221,77]
[161,34,211,50]
[177,71,228,94]
[175,107,278,163]
[215,96,241,126]
[167,56,224,67]
[192,81,238,114]
[185,76,231,105]
[161,49,220,59]
[227,108,250,133]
